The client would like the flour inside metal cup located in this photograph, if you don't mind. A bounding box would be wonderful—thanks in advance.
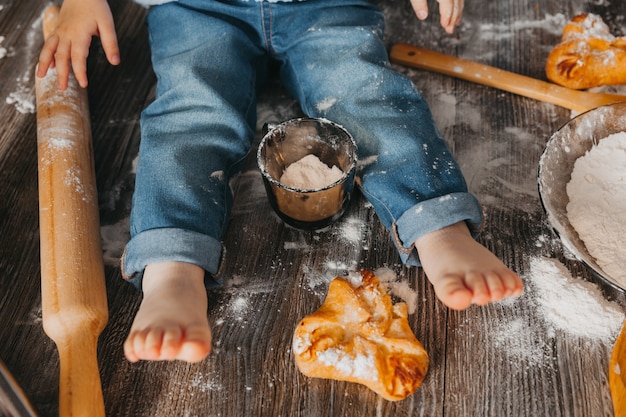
[257,118,357,229]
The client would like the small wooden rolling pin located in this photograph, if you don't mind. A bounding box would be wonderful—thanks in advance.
[35,5,108,417]
[389,43,626,114]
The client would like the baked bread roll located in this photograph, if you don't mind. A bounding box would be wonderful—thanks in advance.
[546,13,626,89]
[292,270,429,401]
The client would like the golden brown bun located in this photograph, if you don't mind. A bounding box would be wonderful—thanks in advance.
[546,13,626,89]
[292,270,429,401]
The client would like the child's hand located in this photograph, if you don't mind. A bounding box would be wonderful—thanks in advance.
[410,0,464,34]
[37,0,120,90]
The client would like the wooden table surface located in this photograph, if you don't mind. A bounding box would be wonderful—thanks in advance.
[1,0,626,416]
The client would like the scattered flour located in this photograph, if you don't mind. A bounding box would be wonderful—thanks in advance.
[4,10,44,114]
[333,267,419,314]
[164,371,223,407]
[6,77,36,114]
[386,280,418,315]
[315,97,337,113]
[283,239,310,251]
[229,295,250,319]
[492,257,624,365]
[561,13,620,43]
[325,260,354,273]
[528,257,624,340]
[566,132,626,287]
[335,215,364,245]
[301,267,419,314]
[0,35,6,59]
[492,315,550,366]
[279,154,344,190]
[187,371,222,392]
[213,277,276,327]
[373,267,419,315]
[477,13,567,41]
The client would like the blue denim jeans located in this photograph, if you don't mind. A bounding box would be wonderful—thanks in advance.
[122,0,483,288]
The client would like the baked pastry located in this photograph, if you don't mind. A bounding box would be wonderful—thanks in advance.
[292,270,429,401]
[546,13,626,89]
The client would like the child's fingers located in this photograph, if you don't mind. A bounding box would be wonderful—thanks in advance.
[99,26,120,66]
[37,35,59,78]
[409,0,429,20]
[69,35,92,88]
[52,38,72,90]
[452,0,464,26]
[438,0,464,33]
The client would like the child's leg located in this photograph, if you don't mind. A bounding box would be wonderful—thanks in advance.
[415,222,523,310]
[274,0,523,309]
[122,1,267,361]
[124,262,212,362]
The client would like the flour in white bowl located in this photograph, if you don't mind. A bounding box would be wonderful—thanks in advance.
[566,131,626,287]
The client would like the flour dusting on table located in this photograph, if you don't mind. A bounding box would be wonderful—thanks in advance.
[478,13,567,41]
[566,132,626,287]
[0,35,6,59]
[375,267,419,315]
[493,256,624,365]
[3,9,44,114]
[528,256,624,340]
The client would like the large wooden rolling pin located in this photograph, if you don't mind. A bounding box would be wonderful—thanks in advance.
[390,43,626,114]
[35,5,108,417]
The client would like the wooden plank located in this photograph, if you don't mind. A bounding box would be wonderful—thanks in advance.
[1,0,626,416]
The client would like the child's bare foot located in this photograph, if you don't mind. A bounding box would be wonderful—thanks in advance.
[415,221,523,310]
[124,261,212,362]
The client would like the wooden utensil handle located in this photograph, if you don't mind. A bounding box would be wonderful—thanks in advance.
[389,43,626,114]
[36,6,108,417]
[610,322,626,417]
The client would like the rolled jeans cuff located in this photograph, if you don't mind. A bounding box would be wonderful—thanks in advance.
[121,228,225,290]
[393,192,484,266]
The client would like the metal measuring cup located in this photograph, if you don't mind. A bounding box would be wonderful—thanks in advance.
[257,117,357,230]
